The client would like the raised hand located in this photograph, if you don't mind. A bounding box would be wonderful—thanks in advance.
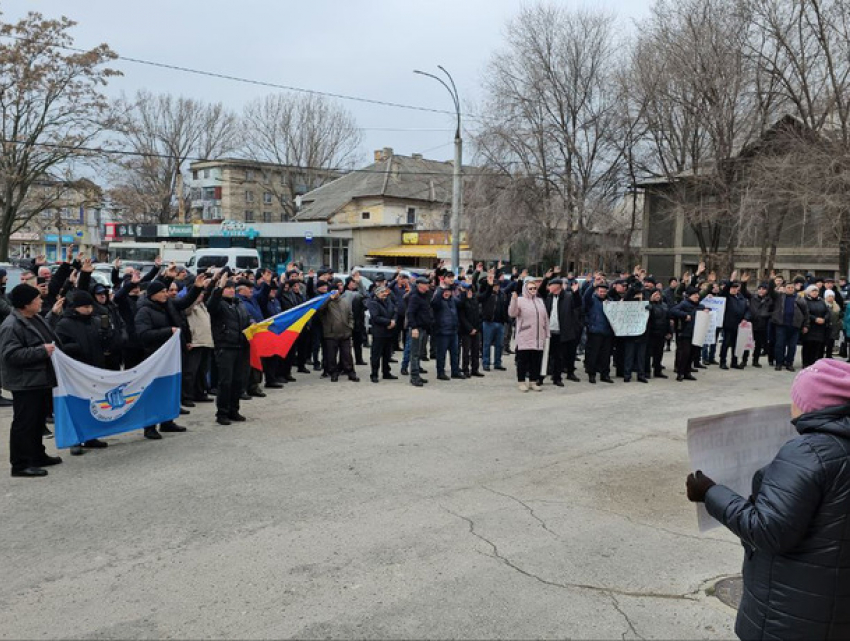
[81,258,94,273]
[696,261,706,275]
[154,256,163,268]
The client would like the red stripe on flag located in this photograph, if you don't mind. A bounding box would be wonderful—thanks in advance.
[249,328,300,370]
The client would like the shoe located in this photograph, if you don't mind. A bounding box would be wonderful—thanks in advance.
[355,360,368,366]
[35,454,63,466]
[216,415,232,426]
[553,380,564,387]
[144,427,162,440]
[313,363,322,371]
[240,392,252,401]
[494,365,507,371]
[567,374,580,382]
[683,374,697,381]
[419,368,428,374]
[785,365,796,372]
[265,382,284,389]
[676,375,684,382]
[471,371,485,378]
[371,375,379,383]
[483,366,491,372]
[320,372,329,378]
[348,374,360,382]
[654,372,668,379]
[411,378,424,387]
[70,445,85,456]
[623,376,631,383]
[518,382,529,392]
[43,426,54,439]
[437,373,451,381]
[83,439,108,449]
[331,374,339,382]
[383,374,398,380]
[420,378,429,384]
[389,358,398,363]
[708,359,719,365]
[733,364,746,370]
[702,361,710,367]
[588,374,597,384]
[228,413,247,422]
[637,376,649,383]
[768,360,774,366]
[182,399,196,408]
[248,389,266,398]
[297,367,311,374]
[400,367,409,376]
[530,383,543,392]
[600,376,615,384]
[194,395,214,403]
[752,363,762,368]
[421,356,430,362]
[159,423,187,433]
[504,348,514,355]
[284,375,297,383]
[209,387,219,395]
[11,467,47,478]
[180,408,190,415]
[690,368,700,373]
[693,363,706,369]
[775,365,783,371]
[0,395,13,407]
[451,372,467,379]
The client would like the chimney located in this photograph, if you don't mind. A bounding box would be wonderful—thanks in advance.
[374,147,394,162]
[411,153,423,160]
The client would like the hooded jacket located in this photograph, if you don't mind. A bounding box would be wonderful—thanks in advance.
[705,405,850,640]
[55,309,106,368]
[508,281,549,350]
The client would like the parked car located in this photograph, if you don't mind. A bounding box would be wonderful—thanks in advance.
[186,248,260,272]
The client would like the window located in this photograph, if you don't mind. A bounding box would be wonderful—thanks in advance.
[246,169,255,181]
[203,169,210,179]
[361,211,371,220]
[407,207,416,225]
[192,170,198,180]
[203,187,216,200]
[263,192,273,205]
[245,190,254,203]
[245,210,255,222]
[262,171,271,184]
[263,211,272,223]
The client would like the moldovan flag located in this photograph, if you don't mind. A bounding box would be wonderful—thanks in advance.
[50,331,182,448]
[244,293,331,369]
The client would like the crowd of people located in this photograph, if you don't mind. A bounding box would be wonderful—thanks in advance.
[1,251,848,478]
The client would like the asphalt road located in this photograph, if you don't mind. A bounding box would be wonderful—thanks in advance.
[0,352,794,640]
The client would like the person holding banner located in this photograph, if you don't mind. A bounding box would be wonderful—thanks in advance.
[0,284,63,478]
[718,275,751,370]
[686,359,850,640]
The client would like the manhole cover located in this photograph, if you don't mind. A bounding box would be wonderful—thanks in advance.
[712,576,743,609]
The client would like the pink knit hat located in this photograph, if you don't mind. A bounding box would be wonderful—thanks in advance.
[791,359,850,414]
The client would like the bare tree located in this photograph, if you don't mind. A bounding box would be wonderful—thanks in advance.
[111,90,239,224]
[0,11,118,260]
[242,93,361,220]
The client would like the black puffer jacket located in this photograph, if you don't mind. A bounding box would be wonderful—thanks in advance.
[705,405,850,640]
[803,296,831,343]
[406,287,435,332]
[134,296,184,355]
[0,310,60,391]
[749,294,773,332]
[206,287,250,349]
[647,300,671,336]
[457,290,482,336]
[55,310,106,368]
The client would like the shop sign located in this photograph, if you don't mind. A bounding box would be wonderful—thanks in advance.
[10,232,40,241]
[167,224,194,237]
[45,234,75,243]
[212,220,259,239]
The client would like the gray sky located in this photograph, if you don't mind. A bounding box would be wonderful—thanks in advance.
[5,0,652,165]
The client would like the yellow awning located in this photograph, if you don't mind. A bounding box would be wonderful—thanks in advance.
[366,244,470,258]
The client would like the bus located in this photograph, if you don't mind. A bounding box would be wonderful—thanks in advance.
[107,241,196,265]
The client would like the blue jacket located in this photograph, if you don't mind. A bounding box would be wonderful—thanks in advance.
[431,288,460,336]
[582,287,613,336]
[706,405,850,640]
[238,292,264,323]
[669,298,704,339]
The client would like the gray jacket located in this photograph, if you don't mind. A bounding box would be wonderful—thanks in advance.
[0,310,60,391]
[705,405,850,640]
[319,293,354,340]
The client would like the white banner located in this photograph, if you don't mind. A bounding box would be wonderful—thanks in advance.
[735,321,756,359]
[603,301,650,337]
[699,297,726,345]
[691,310,712,347]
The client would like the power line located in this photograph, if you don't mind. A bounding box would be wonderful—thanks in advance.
[0,33,481,121]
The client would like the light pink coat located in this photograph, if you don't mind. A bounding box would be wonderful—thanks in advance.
[508,281,550,351]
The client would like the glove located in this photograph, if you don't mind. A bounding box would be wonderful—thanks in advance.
[686,470,716,503]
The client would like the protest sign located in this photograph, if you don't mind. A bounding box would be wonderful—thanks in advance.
[692,309,712,347]
[603,301,650,337]
[735,321,756,359]
[687,404,796,532]
[699,297,726,345]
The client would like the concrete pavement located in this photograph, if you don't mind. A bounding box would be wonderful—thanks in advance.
[0,354,794,639]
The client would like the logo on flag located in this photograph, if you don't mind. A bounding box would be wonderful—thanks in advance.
[89,384,145,421]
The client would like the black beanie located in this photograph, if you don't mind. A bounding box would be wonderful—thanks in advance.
[147,281,166,297]
[10,284,41,309]
[685,286,699,296]
[69,291,95,308]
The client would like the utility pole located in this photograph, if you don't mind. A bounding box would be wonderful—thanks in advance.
[414,66,462,275]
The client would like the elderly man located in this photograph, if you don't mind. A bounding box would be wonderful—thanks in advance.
[365,286,397,383]
[0,284,63,477]
[539,278,582,386]
[319,279,359,382]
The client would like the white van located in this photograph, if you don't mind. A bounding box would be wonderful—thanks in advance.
[185,248,260,272]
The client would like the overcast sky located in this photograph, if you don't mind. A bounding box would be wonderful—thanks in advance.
[6,0,652,165]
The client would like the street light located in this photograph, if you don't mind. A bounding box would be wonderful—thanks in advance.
[414,66,462,275]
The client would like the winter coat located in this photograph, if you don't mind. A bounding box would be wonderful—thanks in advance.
[749,294,773,332]
[430,289,460,336]
[0,310,60,391]
[406,287,435,333]
[319,294,354,340]
[238,291,265,323]
[206,288,250,350]
[705,404,850,641]
[803,296,831,343]
[582,287,614,337]
[55,310,106,368]
[662,285,678,306]
[825,300,842,342]
[508,282,549,351]
[721,283,750,330]
[457,291,482,336]
[186,301,214,348]
[478,282,509,323]
[647,300,672,336]
[543,289,582,342]
[134,296,185,356]
[669,298,704,339]
[768,282,809,330]
[366,295,396,339]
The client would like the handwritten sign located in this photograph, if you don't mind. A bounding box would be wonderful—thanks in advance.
[692,309,712,346]
[603,301,650,337]
[735,321,755,359]
[699,297,726,346]
[687,405,796,532]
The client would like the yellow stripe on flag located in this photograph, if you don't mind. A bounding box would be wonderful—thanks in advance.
[288,309,316,334]
[243,319,274,341]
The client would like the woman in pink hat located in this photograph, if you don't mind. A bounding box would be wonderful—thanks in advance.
[686,358,850,640]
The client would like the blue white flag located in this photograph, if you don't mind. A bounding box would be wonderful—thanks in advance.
[51,331,182,448]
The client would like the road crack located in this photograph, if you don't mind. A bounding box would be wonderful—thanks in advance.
[610,592,645,640]
[481,486,560,539]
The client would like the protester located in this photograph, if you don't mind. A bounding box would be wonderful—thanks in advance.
[823,289,842,358]
[747,282,773,368]
[801,284,830,367]
[767,279,809,371]
[669,287,704,381]
[686,358,850,640]
[365,286,397,383]
[478,272,509,372]
[538,277,582,386]
[457,282,484,378]
[582,282,615,384]
[0,268,12,407]
[431,277,463,381]
[508,278,549,392]
[318,279,359,382]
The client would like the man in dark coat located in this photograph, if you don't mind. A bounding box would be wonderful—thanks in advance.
[747,283,773,368]
[0,284,63,477]
[582,283,615,384]
[478,274,509,372]
[719,277,751,370]
[539,278,582,386]
[431,282,464,381]
[457,282,484,378]
[365,286,397,383]
[669,287,705,381]
[687,359,850,641]
[0,268,13,406]
[404,277,434,387]
[767,279,810,371]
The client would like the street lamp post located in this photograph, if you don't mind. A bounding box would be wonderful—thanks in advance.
[414,66,462,275]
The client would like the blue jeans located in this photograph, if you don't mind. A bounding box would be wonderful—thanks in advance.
[774,325,800,367]
[435,334,460,376]
[401,332,413,369]
[482,321,505,368]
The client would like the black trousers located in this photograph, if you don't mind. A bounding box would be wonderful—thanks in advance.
[516,349,543,382]
[215,348,250,418]
[675,337,694,376]
[10,388,50,471]
[720,328,739,365]
[562,338,578,375]
[802,340,825,367]
[623,337,648,377]
[584,333,613,376]
[460,332,481,375]
[545,335,565,382]
[262,356,277,385]
[352,328,366,364]
[752,329,768,364]
[182,347,205,402]
[645,333,666,375]
[296,329,312,369]
[325,337,354,375]
[370,335,393,376]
